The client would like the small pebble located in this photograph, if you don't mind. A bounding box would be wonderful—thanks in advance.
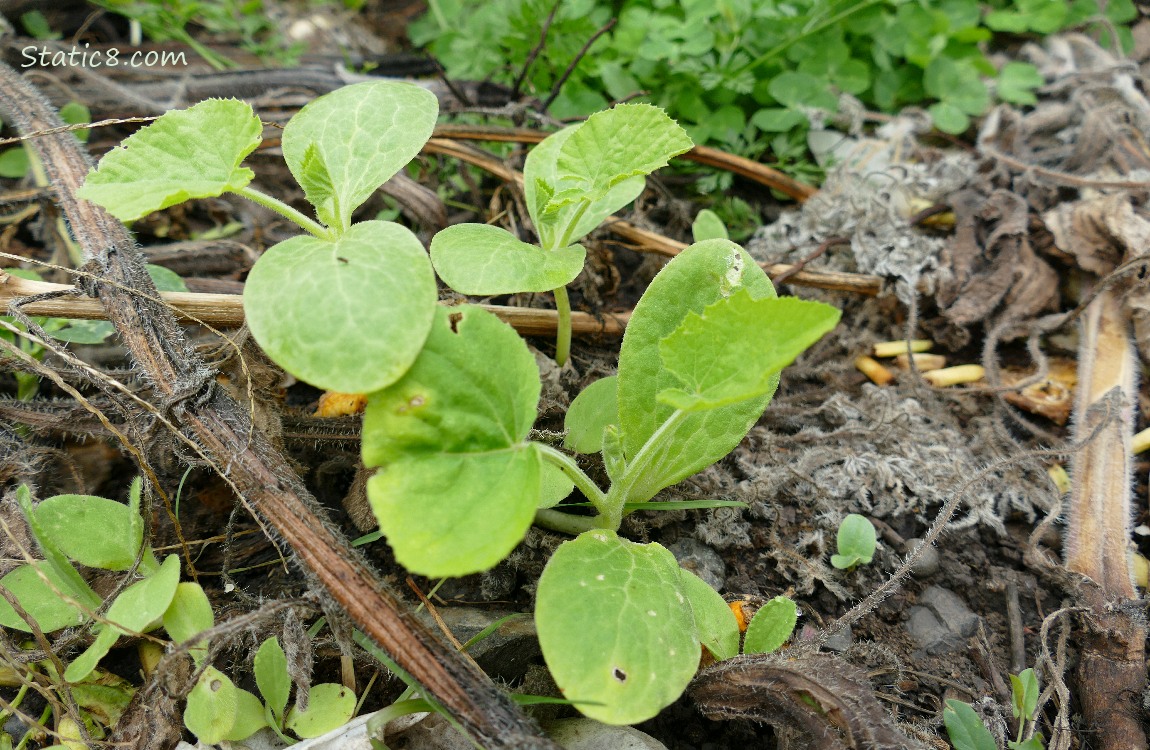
[904,538,940,578]
[669,538,726,591]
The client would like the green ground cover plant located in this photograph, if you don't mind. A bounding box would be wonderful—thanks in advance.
[945,668,1044,750]
[412,0,1135,183]
[830,512,877,570]
[78,89,841,727]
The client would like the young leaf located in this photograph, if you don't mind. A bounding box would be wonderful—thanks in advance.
[243,220,437,394]
[538,462,575,509]
[64,553,181,683]
[254,636,291,723]
[362,305,543,577]
[742,596,798,655]
[224,688,269,741]
[77,98,262,221]
[564,375,619,454]
[657,292,840,412]
[522,124,647,248]
[0,563,87,632]
[31,494,145,571]
[691,209,729,242]
[281,81,438,232]
[15,486,102,613]
[185,666,239,745]
[536,531,699,725]
[430,224,586,294]
[1008,737,1045,750]
[163,582,214,666]
[285,683,357,738]
[943,699,997,750]
[616,240,777,503]
[830,514,877,570]
[549,104,692,208]
[1010,668,1040,721]
[678,568,739,661]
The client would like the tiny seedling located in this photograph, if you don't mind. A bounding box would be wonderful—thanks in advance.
[429,103,693,365]
[830,513,877,570]
[944,668,1045,750]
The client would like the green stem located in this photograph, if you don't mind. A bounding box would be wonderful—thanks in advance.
[552,285,573,366]
[534,508,598,536]
[536,443,608,514]
[236,187,332,240]
[602,409,688,527]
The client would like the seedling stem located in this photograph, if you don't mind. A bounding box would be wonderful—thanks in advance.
[237,186,333,240]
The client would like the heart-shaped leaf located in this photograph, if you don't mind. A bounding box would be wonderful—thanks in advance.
[536,531,698,725]
[281,81,438,232]
[244,220,437,393]
[430,223,586,294]
[363,305,543,576]
[78,98,262,221]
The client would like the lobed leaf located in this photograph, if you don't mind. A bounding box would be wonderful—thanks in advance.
[679,569,739,661]
[281,81,438,232]
[77,98,262,221]
[548,104,692,209]
[363,306,543,577]
[616,240,777,503]
[243,220,437,394]
[563,375,619,454]
[523,124,647,249]
[657,292,841,412]
[430,224,586,294]
[742,596,797,655]
[536,531,699,724]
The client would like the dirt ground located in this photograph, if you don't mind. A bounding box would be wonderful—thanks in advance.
[3,2,1150,749]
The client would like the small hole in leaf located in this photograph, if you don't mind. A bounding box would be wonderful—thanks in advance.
[448,312,463,333]
[612,667,627,682]
[210,679,222,692]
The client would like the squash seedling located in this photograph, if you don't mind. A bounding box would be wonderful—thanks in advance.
[429,103,693,365]
[830,513,877,570]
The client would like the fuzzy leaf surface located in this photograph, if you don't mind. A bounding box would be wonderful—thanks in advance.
[363,305,542,576]
[64,554,181,682]
[77,98,261,221]
[536,531,698,724]
[538,461,575,509]
[281,81,437,231]
[679,568,739,661]
[31,494,143,571]
[564,375,618,454]
[430,224,585,294]
[616,240,776,503]
[244,220,436,393]
[691,209,728,242]
[550,104,692,208]
[523,124,646,248]
[742,596,797,654]
[657,292,840,411]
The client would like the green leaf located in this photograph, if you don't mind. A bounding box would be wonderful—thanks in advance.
[281,81,438,231]
[430,224,586,294]
[254,637,291,723]
[363,305,542,577]
[243,220,437,393]
[0,563,87,632]
[831,514,876,570]
[1010,668,1040,721]
[163,582,214,666]
[285,683,357,738]
[997,62,1044,106]
[539,461,575,509]
[657,292,840,412]
[925,57,989,116]
[523,125,646,249]
[64,554,181,683]
[536,531,699,724]
[767,72,838,111]
[77,98,262,221]
[15,486,102,613]
[1008,737,1045,750]
[59,102,91,143]
[548,104,692,208]
[0,148,29,178]
[31,494,143,571]
[679,568,739,661]
[616,240,777,503]
[928,102,970,134]
[185,666,238,745]
[691,210,729,242]
[564,375,618,454]
[224,688,269,741]
[750,108,806,133]
[742,596,797,655]
[943,699,997,750]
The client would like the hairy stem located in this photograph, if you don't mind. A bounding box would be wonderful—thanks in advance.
[552,285,573,366]
[601,409,688,529]
[236,186,332,240]
[536,443,608,515]
[533,508,598,536]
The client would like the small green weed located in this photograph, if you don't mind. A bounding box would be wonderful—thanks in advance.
[830,513,877,570]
